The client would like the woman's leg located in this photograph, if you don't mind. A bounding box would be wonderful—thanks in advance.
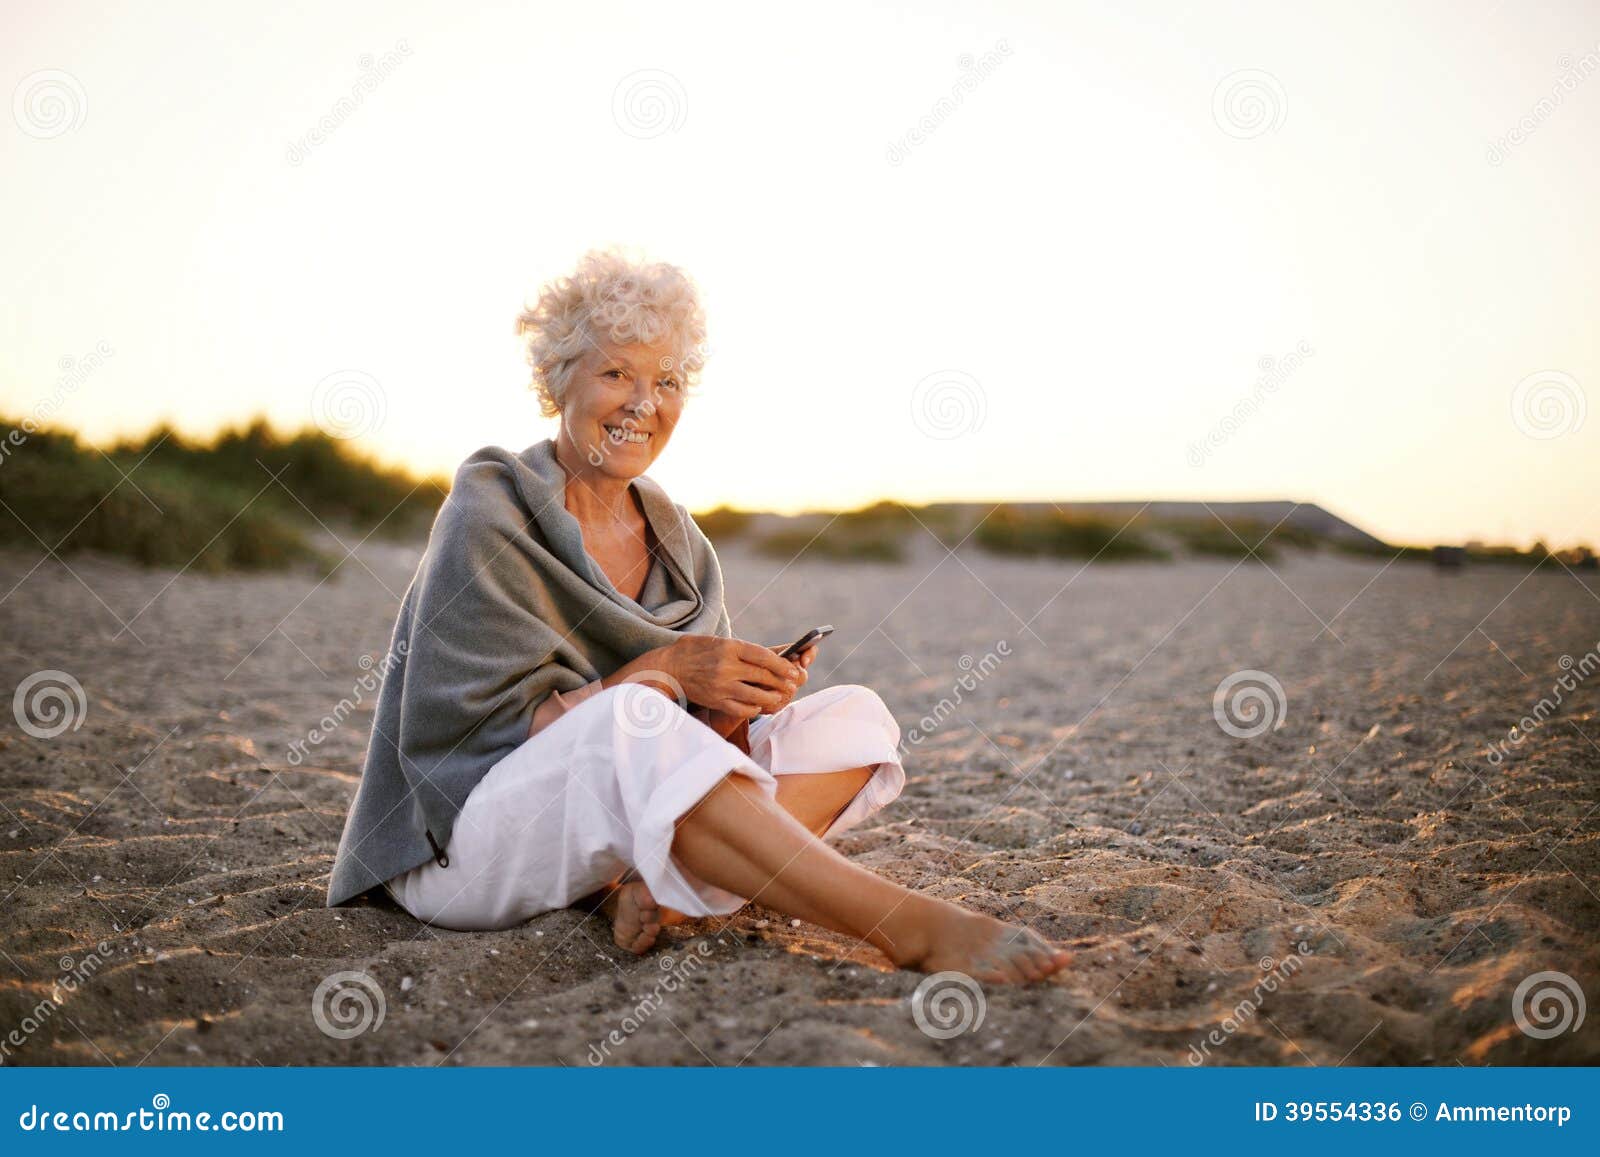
[391,685,774,934]
[604,686,900,953]
[775,765,874,836]
[752,683,904,839]
[671,771,1071,984]
[598,764,871,951]
[585,683,1065,980]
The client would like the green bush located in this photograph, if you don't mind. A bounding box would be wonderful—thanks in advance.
[974,506,1168,561]
[753,525,906,564]
[113,420,441,535]
[0,417,444,572]
[0,422,318,571]
[1161,519,1280,562]
[837,500,965,545]
[749,500,962,563]
[691,505,754,541]
[1333,541,1435,564]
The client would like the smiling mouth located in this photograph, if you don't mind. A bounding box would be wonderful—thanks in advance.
[604,425,652,445]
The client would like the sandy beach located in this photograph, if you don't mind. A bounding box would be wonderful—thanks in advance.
[2,532,1596,1066]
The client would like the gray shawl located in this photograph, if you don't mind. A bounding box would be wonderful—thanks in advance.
[326,438,731,907]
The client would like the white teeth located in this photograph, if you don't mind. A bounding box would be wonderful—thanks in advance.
[605,426,651,445]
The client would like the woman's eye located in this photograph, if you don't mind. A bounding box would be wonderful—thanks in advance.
[604,369,625,380]
[660,378,681,391]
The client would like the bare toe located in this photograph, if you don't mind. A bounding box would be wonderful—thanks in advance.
[911,909,1073,985]
[1021,934,1071,980]
[606,880,664,955]
[1032,947,1072,981]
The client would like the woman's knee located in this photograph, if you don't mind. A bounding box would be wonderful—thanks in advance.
[809,683,901,745]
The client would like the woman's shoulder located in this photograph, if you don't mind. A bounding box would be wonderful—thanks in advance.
[677,502,714,546]
[447,444,520,497]
[446,441,561,507]
[430,444,549,549]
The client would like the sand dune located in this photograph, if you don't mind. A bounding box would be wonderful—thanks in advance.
[1,535,1596,1066]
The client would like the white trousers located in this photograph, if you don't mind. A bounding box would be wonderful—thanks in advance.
[384,682,905,931]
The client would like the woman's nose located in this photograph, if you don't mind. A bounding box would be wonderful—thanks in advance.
[625,382,655,412]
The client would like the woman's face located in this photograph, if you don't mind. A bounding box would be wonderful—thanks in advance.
[556,338,686,481]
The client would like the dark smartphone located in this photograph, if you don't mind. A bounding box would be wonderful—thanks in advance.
[778,624,834,660]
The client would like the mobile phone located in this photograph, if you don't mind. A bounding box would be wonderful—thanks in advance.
[779,624,834,660]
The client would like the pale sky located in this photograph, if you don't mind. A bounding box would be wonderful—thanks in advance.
[3,0,1596,548]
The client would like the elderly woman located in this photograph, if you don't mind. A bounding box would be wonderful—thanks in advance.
[327,249,1070,984]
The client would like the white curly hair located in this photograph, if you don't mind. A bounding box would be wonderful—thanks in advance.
[515,247,709,419]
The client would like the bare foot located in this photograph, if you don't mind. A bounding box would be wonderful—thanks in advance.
[889,899,1072,984]
[600,880,663,954]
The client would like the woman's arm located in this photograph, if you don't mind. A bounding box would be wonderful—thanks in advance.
[529,636,811,742]
[526,681,603,738]
[686,641,818,739]
[597,647,683,699]
[525,646,696,736]
[524,650,682,739]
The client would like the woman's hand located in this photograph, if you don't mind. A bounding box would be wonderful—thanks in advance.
[764,640,816,713]
[660,635,802,719]
[693,643,814,739]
